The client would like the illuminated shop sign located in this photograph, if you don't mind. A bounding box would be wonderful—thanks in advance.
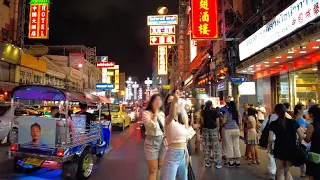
[239,0,320,61]
[96,83,114,91]
[191,0,218,39]
[150,35,176,45]
[147,15,178,25]
[150,25,176,35]
[158,46,168,75]
[28,0,50,39]
[97,62,115,68]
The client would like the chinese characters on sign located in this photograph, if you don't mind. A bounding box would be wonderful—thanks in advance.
[150,25,176,35]
[150,35,176,45]
[28,3,49,39]
[191,0,218,39]
[158,46,168,75]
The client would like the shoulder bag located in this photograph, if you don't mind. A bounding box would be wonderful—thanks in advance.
[291,121,309,167]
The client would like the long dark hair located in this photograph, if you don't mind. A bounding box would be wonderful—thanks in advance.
[274,104,286,129]
[146,94,163,113]
[247,107,258,118]
[308,104,320,129]
[228,101,239,122]
[294,103,304,118]
[164,94,173,116]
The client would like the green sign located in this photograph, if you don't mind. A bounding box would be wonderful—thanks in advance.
[30,0,50,4]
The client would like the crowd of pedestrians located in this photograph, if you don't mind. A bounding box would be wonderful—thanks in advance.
[140,91,320,180]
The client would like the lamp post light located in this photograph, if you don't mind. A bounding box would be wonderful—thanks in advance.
[138,87,143,100]
[125,77,133,101]
[144,77,153,101]
[132,81,139,101]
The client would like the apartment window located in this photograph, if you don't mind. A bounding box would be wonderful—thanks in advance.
[26,73,31,83]
[20,71,25,83]
[3,0,10,7]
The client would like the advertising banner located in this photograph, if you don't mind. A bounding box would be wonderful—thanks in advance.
[150,25,176,35]
[18,116,56,148]
[28,0,50,39]
[69,53,84,68]
[20,54,47,72]
[150,35,176,45]
[158,46,168,75]
[147,15,178,25]
[71,114,86,143]
[191,0,218,39]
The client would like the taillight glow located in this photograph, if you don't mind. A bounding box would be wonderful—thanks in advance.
[57,149,64,157]
[10,144,18,151]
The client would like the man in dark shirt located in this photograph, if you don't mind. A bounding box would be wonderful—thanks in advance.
[76,102,96,126]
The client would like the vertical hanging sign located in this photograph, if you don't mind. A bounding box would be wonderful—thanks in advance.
[191,0,218,39]
[28,0,50,39]
[158,46,168,75]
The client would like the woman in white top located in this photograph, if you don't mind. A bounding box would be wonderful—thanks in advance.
[163,90,190,180]
[142,94,166,180]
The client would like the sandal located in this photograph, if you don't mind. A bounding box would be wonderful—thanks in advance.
[248,161,257,165]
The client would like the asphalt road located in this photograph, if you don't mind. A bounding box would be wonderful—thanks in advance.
[0,123,304,180]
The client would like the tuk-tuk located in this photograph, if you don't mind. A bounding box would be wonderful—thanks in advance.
[8,85,111,179]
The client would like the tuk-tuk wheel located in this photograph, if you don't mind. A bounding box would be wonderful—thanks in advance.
[77,150,93,180]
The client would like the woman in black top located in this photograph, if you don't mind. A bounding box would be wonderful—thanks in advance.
[268,104,305,180]
[305,105,320,180]
[202,100,221,169]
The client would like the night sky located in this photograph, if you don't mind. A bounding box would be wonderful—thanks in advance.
[40,0,178,81]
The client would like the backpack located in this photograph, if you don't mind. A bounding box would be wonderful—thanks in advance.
[259,115,271,149]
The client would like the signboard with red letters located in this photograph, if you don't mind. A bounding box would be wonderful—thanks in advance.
[191,0,218,39]
[150,35,176,45]
[97,62,115,68]
[158,46,168,75]
[28,0,50,39]
[150,25,176,35]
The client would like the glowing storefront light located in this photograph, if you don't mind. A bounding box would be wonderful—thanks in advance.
[132,82,139,101]
[147,15,178,25]
[150,35,176,45]
[150,25,176,35]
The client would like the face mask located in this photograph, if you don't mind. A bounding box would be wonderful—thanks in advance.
[303,110,308,116]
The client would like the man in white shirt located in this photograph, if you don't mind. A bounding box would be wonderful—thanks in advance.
[256,102,267,124]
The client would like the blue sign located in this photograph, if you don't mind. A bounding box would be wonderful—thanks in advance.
[230,77,247,83]
[147,15,178,26]
[96,83,114,91]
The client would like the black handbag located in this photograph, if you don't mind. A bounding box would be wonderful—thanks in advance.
[188,162,196,180]
[291,122,309,167]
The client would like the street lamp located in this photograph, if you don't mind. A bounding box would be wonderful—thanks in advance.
[132,81,139,101]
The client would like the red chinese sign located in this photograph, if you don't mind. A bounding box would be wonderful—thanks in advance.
[150,35,176,45]
[191,0,218,39]
[150,25,176,35]
[97,62,115,68]
[28,3,49,39]
[158,46,168,75]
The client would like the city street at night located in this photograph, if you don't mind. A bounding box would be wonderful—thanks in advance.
[0,123,305,180]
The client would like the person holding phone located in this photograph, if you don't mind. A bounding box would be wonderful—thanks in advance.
[163,90,190,180]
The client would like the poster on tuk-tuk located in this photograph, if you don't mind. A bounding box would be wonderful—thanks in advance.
[18,116,56,148]
[71,114,86,143]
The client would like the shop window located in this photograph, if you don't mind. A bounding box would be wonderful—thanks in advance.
[289,67,319,108]
[276,73,290,105]
[45,75,49,85]
[20,71,25,83]
[0,61,10,82]
[26,73,31,84]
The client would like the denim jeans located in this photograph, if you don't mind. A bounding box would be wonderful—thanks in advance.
[162,148,187,180]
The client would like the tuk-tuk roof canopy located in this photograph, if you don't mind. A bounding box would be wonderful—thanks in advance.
[11,85,110,103]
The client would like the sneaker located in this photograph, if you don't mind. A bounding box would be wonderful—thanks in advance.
[215,163,222,169]
[205,163,211,168]
[234,163,241,168]
[225,162,234,167]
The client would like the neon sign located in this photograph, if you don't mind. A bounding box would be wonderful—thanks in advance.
[28,0,50,39]
[97,62,115,68]
[158,46,168,75]
[191,0,218,39]
[96,83,115,91]
[150,25,176,35]
[150,35,176,45]
[147,15,178,25]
